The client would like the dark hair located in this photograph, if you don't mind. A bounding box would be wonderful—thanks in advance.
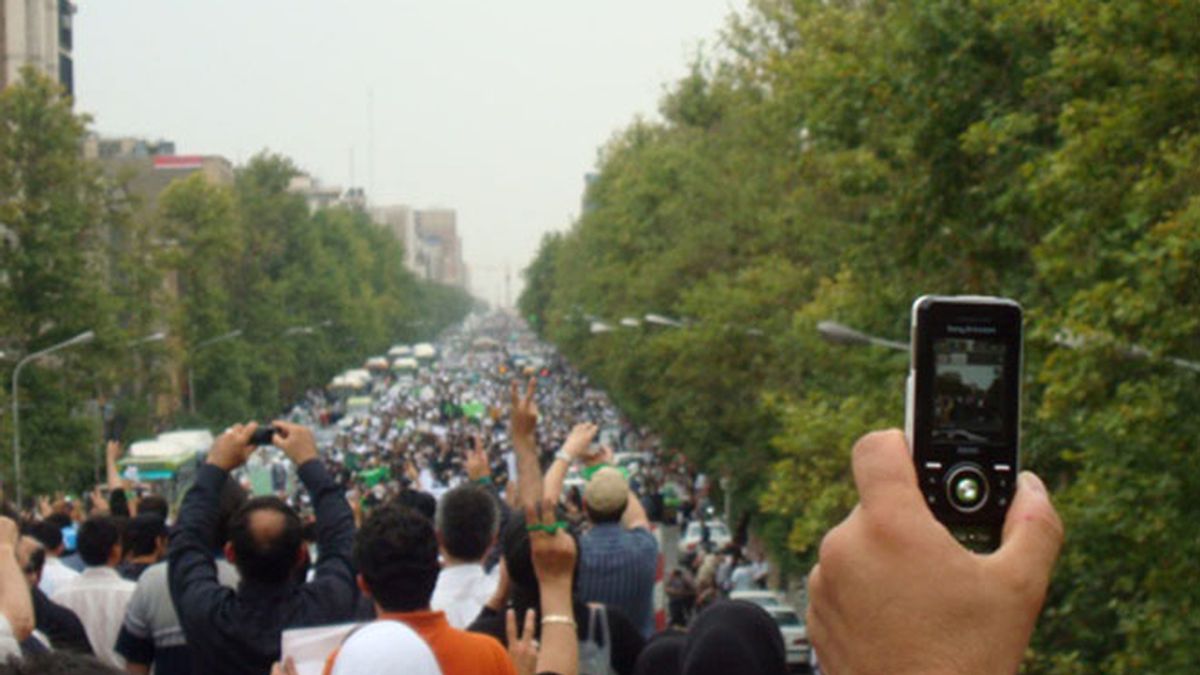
[391,489,436,521]
[138,494,170,518]
[435,485,498,562]
[228,497,302,584]
[354,505,439,612]
[501,507,580,614]
[124,514,167,557]
[0,651,123,675]
[26,546,46,576]
[30,520,63,551]
[213,476,249,551]
[45,513,72,530]
[78,516,122,567]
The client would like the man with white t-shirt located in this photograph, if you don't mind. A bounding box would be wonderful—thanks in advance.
[51,515,136,668]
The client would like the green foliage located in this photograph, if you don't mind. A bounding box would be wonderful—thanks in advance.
[0,72,474,499]
[520,0,1200,670]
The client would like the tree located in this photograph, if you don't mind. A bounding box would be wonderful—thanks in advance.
[520,1,1200,670]
[0,70,137,494]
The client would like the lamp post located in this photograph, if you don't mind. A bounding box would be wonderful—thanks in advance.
[644,313,685,328]
[816,320,907,352]
[12,330,95,506]
[128,331,167,347]
[1054,328,1200,373]
[189,329,242,415]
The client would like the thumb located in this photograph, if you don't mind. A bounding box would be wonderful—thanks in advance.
[990,472,1064,594]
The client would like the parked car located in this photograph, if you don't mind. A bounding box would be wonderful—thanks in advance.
[765,604,810,670]
[730,589,786,609]
[678,519,732,556]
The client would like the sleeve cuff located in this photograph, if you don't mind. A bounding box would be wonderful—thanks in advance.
[195,463,230,491]
[297,458,330,489]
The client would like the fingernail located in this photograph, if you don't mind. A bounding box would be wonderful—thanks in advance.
[1020,471,1047,496]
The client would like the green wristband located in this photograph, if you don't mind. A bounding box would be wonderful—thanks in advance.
[474,476,493,486]
[526,521,569,534]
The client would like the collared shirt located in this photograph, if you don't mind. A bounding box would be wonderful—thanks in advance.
[430,563,497,629]
[578,523,659,637]
[51,566,136,668]
[38,556,80,597]
[115,558,239,675]
[31,586,92,655]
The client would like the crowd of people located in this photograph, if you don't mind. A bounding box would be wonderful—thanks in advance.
[0,313,1064,675]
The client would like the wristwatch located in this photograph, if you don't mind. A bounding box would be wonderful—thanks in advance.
[554,450,573,464]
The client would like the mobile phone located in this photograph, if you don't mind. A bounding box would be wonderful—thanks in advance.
[249,426,279,446]
[905,295,1022,552]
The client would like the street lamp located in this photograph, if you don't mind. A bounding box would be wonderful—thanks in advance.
[1054,328,1200,374]
[816,320,907,352]
[128,331,167,347]
[644,313,684,328]
[189,329,242,414]
[12,330,95,506]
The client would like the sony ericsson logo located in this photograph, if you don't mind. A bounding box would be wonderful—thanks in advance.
[947,324,998,336]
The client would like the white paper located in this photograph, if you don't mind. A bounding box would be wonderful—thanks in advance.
[280,622,362,675]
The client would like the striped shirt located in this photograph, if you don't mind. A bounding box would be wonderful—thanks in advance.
[577,523,658,637]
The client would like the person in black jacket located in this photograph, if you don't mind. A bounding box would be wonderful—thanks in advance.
[168,421,359,675]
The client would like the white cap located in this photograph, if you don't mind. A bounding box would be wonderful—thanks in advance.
[331,621,441,675]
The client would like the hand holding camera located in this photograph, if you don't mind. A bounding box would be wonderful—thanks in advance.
[270,420,319,467]
[208,422,261,472]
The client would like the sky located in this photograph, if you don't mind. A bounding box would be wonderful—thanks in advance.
[74,0,746,307]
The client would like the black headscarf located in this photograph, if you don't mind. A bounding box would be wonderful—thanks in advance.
[631,601,788,675]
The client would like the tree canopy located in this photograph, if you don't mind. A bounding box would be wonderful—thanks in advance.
[520,1,1200,670]
[0,69,474,496]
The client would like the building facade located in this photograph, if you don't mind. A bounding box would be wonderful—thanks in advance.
[1,0,74,96]
[370,205,469,290]
[287,174,367,213]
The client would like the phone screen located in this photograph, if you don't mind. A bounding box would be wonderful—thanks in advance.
[932,338,1007,446]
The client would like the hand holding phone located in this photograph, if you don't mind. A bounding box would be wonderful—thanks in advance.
[905,295,1022,552]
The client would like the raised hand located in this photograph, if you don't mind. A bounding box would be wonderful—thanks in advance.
[527,498,576,590]
[208,422,259,472]
[506,608,539,675]
[560,423,599,462]
[465,435,491,481]
[510,378,539,443]
[89,487,110,516]
[271,420,319,466]
[105,440,123,464]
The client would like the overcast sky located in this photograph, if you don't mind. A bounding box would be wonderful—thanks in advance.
[75,0,744,306]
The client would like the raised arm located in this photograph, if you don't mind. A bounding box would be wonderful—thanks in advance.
[168,424,257,636]
[621,487,652,532]
[509,378,543,511]
[106,440,127,491]
[271,421,356,586]
[0,517,34,642]
[529,499,579,675]
[543,423,598,507]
